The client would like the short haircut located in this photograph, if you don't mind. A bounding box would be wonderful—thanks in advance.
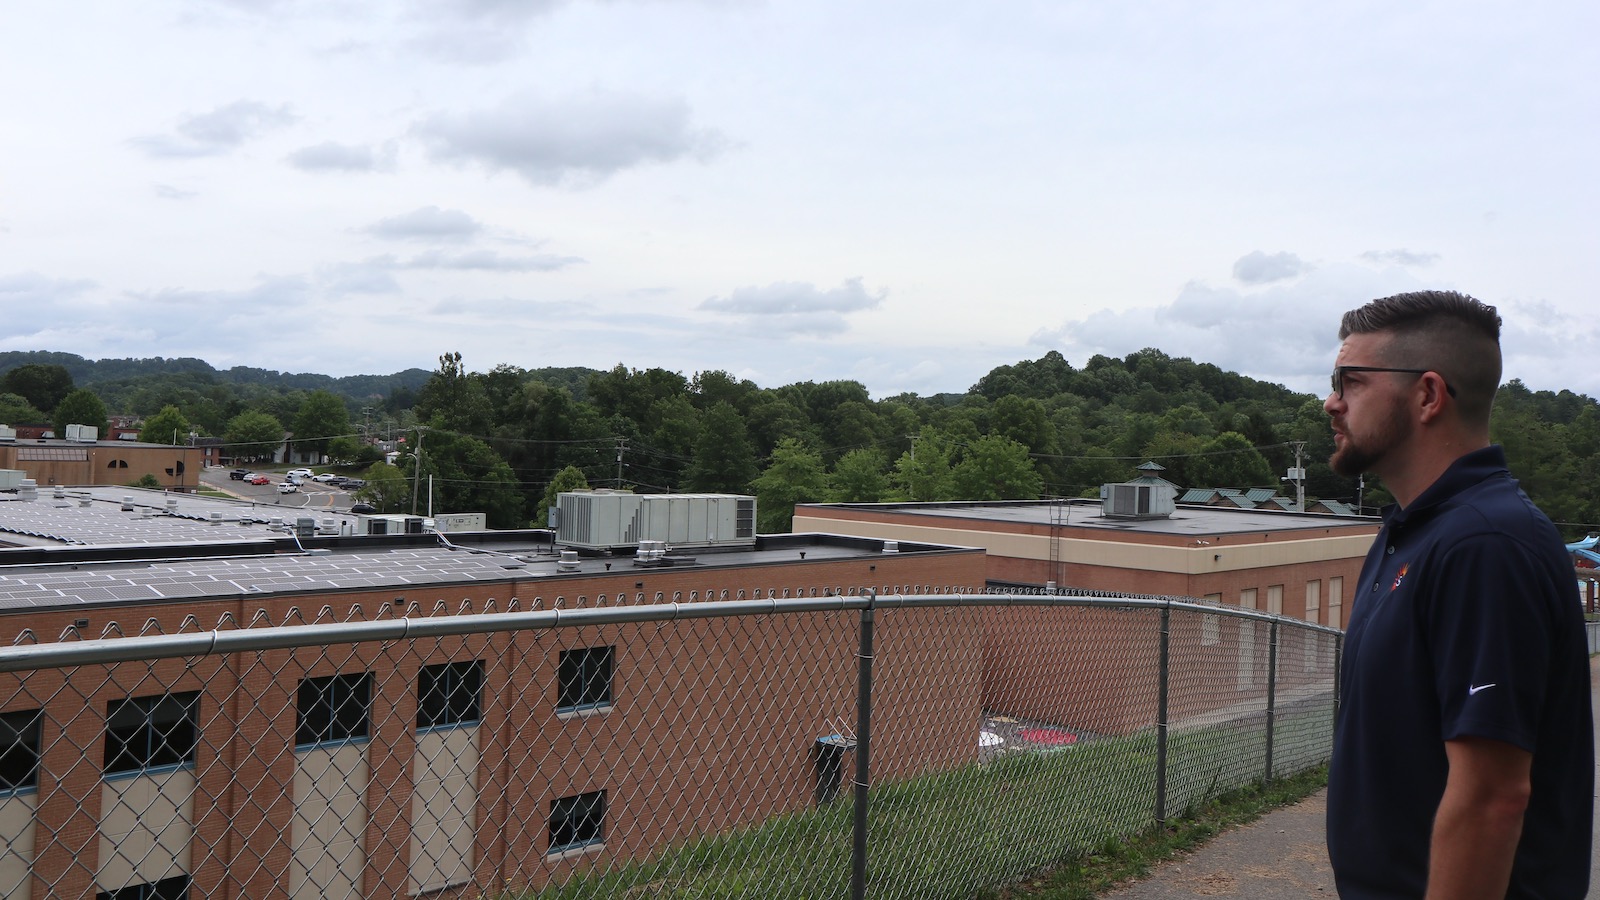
[1338,291,1502,425]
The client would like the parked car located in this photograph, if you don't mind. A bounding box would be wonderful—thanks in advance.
[276,482,299,494]
[311,472,340,483]
[286,468,314,480]
[341,478,367,490]
[350,502,377,514]
[229,468,250,481]
[248,475,270,485]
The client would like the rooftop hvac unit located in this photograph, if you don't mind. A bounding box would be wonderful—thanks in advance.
[0,470,24,491]
[556,492,757,551]
[0,426,15,443]
[64,424,99,443]
[295,517,316,538]
[1100,482,1176,519]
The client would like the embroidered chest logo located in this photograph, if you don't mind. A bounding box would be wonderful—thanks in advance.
[1390,563,1410,592]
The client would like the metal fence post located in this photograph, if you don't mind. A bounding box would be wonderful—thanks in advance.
[1332,632,1343,721]
[1264,619,1279,784]
[1155,603,1170,822]
[849,589,877,900]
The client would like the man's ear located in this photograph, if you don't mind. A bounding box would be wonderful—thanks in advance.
[1416,372,1451,424]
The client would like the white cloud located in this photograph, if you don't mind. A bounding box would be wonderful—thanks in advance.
[414,88,726,187]
[132,101,297,158]
[286,141,394,173]
[364,206,482,242]
[1034,263,1435,393]
[1232,251,1314,285]
[1360,248,1441,267]
[700,277,886,337]
[404,249,583,272]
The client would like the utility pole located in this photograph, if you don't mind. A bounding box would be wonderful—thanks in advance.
[1281,441,1307,512]
[410,426,426,516]
[907,434,918,501]
[615,438,628,489]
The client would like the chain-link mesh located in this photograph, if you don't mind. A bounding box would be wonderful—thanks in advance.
[0,593,1337,900]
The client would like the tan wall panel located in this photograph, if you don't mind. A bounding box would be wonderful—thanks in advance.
[0,793,36,900]
[292,743,368,900]
[410,727,478,894]
[96,769,196,890]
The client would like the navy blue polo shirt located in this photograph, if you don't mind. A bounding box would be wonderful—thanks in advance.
[1327,446,1593,899]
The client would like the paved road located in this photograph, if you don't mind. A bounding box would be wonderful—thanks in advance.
[1100,657,1600,897]
[196,467,358,513]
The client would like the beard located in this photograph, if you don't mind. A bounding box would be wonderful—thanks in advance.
[1329,400,1411,477]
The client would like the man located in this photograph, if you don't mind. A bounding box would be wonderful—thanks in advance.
[1324,290,1593,899]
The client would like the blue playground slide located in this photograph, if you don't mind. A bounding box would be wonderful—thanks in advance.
[1566,535,1600,567]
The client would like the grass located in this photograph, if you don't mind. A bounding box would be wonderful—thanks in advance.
[518,704,1332,900]
[977,764,1328,899]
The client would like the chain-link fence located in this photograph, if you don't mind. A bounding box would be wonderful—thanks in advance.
[0,590,1339,900]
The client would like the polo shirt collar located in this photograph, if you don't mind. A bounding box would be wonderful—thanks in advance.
[1381,445,1506,529]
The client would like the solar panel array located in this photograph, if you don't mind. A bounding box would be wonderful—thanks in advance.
[0,545,532,611]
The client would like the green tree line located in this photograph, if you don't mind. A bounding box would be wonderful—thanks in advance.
[6,349,1600,537]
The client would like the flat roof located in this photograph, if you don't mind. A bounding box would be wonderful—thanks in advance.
[799,499,1379,538]
[0,487,366,547]
[0,490,975,613]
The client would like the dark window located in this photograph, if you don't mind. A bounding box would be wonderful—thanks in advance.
[0,709,42,792]
[104,693,199,776]
[557,646,613,711]
[549,790,606,853]
[296,672,371,747]
[97,874,190,900]
[417,661,483,730]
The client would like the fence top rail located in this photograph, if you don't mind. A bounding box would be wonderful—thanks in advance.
[0,591,1340,671]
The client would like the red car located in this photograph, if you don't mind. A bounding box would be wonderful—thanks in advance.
[248,475,270,485]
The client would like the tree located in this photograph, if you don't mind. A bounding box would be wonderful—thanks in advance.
[415,352,493,435]
[224,410,285,462]
[951,435,1043,500]
[537,465,592,527]
[683,402,758,493]
[0,364,74,413]
[53,388,108,438]
[1190,432,1274,489]
[407,429,525,528]
[292,391,351,461]
[0,393,46,425]
[890,428,956,502]
[751,439,828,533]
[357,464,411,514]
[829,448,889,502]
[138,406,192,445]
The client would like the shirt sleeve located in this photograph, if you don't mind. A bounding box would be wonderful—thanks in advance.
[1426,534,1556,752]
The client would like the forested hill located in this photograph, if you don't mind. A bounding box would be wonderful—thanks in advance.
[0,351,436,402]
[1,348,1596,536]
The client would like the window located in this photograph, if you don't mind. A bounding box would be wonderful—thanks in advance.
[549,790,605,854]
[1328,576,1344,629]
[104,692,199,776]
[0,709,42,793]
[1305,580,1321,624]
[417,661,483,731]
[97,875,190,900]
[297,672,372,747]
[557,646,614,712]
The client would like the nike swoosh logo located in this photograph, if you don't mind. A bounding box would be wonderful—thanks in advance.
[1468,683,1497,695]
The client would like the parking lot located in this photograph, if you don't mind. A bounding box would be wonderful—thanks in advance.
[198,467,364,513]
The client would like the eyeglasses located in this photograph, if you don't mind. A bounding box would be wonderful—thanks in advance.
[1331,366,1456,399]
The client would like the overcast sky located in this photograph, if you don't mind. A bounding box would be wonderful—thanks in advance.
[3,1,1596,400]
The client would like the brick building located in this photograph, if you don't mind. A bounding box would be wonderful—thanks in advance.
[0,489,985,900]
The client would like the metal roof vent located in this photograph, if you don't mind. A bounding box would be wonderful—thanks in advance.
[882,540,900,554]
[121,496,134,512]
[210,512,224,525]
[557,549,581,571]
